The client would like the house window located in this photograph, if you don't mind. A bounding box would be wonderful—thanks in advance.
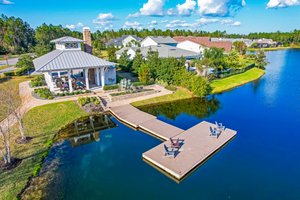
[65,43,78,49]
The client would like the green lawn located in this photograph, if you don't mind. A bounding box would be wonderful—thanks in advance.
[210,67,265,94]
[132,88,193,107]
[0,76,34,121]
[0,101,88,200]
[0,65,11,70]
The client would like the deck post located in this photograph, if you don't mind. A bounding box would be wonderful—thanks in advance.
[68,70,73,92]
[85,69,90,90]
[101,67,105,88]
[95,67,100,86]
[58,71,61,78]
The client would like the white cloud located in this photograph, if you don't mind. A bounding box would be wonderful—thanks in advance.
[127,12,140,19]
[66,22,84,30]
[166,8,177,16]
[161,20,169,23]
[165,17,241,29]
[198,0,245,17]
[97,13,115,20]
[123,21,143,30]
[1,0,14,4]
[177,0,197,16]
[149,20,158,25]
[140,0,165,16]
[266,0,300,8]
[166,20,195,29]
[93,13,115,26]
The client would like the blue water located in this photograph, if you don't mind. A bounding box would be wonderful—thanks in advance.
[44,50,300,200]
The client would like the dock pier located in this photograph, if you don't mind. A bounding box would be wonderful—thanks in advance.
[109,105,237,182]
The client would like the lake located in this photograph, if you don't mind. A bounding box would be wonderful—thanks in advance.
[40,50,300,200]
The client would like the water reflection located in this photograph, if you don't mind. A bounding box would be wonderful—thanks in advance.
[55,115,116,147]
[138,97,220,120]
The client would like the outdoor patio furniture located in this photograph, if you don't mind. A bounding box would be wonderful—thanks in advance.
[170,138,184,149]
[163,144,178,158]
[215,121,225,131]
[209,127,221,138]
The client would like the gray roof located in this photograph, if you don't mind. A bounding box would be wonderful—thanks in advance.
[146,36,177,44]
[50,36,84,44]
[116,45,200,59]
[105,35,142,47]
[34,50,115,72]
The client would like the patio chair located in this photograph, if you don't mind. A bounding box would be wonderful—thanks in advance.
[209,127,221,138]
[163,144,177,158]
[170,138,183,149]
[215,121,225,131]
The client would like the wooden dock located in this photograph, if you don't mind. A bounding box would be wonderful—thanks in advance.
[109,105,237,181]
[143,121,237,180]
[109,105,183,140]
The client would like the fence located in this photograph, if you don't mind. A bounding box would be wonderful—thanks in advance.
[208,64,256,81]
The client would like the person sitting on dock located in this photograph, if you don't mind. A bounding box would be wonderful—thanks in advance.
[163,144,178,158]
[209,127,222,138]
[215,121,225,131]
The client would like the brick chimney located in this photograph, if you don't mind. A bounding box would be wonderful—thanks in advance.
[83,27,93,54]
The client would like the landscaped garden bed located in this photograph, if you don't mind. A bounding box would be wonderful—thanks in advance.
[33,88,54,100]
[108,89,158,102]
[77,96,104,113]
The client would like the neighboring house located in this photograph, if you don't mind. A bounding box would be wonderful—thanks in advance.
[176,40,208,55]
[116,44,200,60]
[173,36,232,52]
[33,31,116,93]
[253,39,279,48]
[141,36,178,47]
[105,35,142,48]
[211,38,254,47]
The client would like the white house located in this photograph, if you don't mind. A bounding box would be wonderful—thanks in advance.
[116,45,200,61]
[176,40,207,55]
[106,35,142,48]
[33,35,116,93]
[141,36,177,47]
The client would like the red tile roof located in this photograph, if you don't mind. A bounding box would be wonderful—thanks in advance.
[173,36,232,52]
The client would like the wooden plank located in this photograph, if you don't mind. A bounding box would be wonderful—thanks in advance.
[139,119,184,141]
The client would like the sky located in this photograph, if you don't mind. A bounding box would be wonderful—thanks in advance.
[0,0,300,34]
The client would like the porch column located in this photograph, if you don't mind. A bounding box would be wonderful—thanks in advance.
[58,71,61,78]
[101,67,105,88]
[68,70,73,92]
[85,69,90,90]
[95,67,100,86]
[48,71,54,92]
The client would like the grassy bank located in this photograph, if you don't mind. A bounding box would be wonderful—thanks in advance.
[132,88,193,107]
[0,65,10,70]
[0,101,87,200]
[247,47,290,51]
[0,76,34,121]
[210,67,265,94]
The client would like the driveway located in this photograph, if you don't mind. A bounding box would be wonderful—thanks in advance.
[0,58,19,66]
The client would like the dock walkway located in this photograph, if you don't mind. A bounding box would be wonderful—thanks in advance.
[109,104,237,181]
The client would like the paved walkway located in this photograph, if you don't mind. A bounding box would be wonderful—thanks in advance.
[0,81,171,132]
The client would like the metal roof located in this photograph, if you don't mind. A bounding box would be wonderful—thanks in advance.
[146,36,177,44]
[33,50,116,72]
[105,35,142,46]
[116,45,200,59]
[50,36,84,44]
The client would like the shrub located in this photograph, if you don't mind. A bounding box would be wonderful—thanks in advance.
[34,88,54,99]
[103,84,119,91]
[15,67,29,76]
[30,75,46,87]
[165,85,177,91]
[78,97,90,106]
[3,71,15,76]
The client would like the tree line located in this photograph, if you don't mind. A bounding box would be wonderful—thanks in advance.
[1,14,300,55]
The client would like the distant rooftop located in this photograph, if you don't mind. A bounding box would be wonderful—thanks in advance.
[148,36,177,44]
[116,44,200,59]
[50,36,84,44]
